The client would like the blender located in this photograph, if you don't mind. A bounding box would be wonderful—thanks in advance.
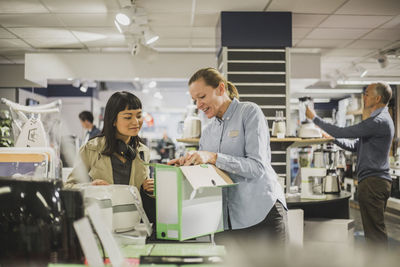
[298,97,322,138]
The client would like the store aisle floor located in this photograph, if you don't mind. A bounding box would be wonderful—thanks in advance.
[349,205,400,248]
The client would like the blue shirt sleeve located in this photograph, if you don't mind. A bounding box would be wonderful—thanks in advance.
[214,105,267,180]
[334,138,359,152]
[313,115,382,138]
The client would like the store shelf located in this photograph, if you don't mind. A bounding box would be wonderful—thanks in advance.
[176,138,200,144]
[289,138,334,148]
[270,137,334,146]
[270,137,301,142]
[176,137,333,146]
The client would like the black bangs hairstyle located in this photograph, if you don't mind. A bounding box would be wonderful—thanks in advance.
[100,91,143,156]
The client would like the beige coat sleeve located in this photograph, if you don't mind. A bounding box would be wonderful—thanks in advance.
[64,144,92,188]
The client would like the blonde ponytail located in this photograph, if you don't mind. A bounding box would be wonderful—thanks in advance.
[226,81,239,100]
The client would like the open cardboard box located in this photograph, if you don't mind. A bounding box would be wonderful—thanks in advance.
[152,163,236,241]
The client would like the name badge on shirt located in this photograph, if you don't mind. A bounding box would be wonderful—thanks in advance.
[228,130,239,137]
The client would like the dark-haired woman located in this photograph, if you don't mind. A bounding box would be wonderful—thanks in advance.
[169,68,287,243]
[66,91,154,220]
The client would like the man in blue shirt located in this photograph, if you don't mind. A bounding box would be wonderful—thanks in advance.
[79,111,101,144]
[306,82,394,246]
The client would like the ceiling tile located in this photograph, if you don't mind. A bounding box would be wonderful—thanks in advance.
[152,26,191,38]
[336,0,400,15]
[41,0,119,13]
[0,29,15,38]
[380,15,400,29]
[193,13,219,27]
[153,38,191,47]
[191,27,215,38]
[137,0,192,13]
[372,67,400,76]
[57,14,116,27]
[319,15,393,28]
[24,38,85,48]
[148,13,191,27]
[196,0,267,13]
[0,0,49,13]
[268,0,347,14]
[8,27,77,39]
[296,39,353,48]
[323,48,375,57]
[0,39,31,48]
[346,39,395,49]
[71,27,123,42]
[292,14,328,27]
[362,29,400,41]
[0,14,63,27]
[292,28,313,39]
[191,38,215,47]
[322,56,360,63]
[83,39,128,48]
[306,28,369,39]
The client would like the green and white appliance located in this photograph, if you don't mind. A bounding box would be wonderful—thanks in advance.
[153,164,235,241]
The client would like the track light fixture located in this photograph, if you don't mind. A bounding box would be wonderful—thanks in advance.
[377,53,388,68]
[114,2,159,50]
[80,82,88,93]
[357,65,368,77]
[115,6,135,26]
[144,29,159,45]
[71,79,96,93]
[72,79,80,88]
[352,62,368,78]
[130,41,140,56]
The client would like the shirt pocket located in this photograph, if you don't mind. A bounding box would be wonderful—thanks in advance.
[227,130,241,142]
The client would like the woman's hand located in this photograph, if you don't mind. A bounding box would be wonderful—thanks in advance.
[142,178,154,193]
[167,151,217,166]
[91,179,110,186]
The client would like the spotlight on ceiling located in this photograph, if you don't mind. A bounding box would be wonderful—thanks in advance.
[144,29,159,45]
[154,91,163,100]
[148,80,157,88]
[114,19,123,33]
[115,6,135,26]
[72,79,80,88]
[80,82,88,93]
[356,65,368,77]
[377,53,388,68]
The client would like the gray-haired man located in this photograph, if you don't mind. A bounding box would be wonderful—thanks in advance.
[306,82,394,246]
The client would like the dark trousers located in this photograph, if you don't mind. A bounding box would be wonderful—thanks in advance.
[214,200,288,246]
[358,176,391,246]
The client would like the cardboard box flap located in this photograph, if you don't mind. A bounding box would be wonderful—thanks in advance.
[179,164,235,191]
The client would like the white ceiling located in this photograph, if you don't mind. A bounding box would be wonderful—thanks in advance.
[0,0,399,83]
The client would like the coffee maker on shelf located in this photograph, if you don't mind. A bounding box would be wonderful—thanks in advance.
[297,97,322,138]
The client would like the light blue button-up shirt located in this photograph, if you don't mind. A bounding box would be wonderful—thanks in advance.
[199,98,286,230]
[313,107,394,182]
